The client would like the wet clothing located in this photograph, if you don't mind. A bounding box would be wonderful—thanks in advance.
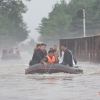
[29,49,45,66]
[61,49,73,67]
[41,56,58,64]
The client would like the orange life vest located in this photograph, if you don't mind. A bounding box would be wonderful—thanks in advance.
[47,56,56,63]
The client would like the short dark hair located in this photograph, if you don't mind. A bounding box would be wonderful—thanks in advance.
[50,48,54,50]
[53,50,56,52]
[36,43,41,47]
[61,44,67,47]
[48,49,55,53]
[54,45,57,46]
[41,43,46,46]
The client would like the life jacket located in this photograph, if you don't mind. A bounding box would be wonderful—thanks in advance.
[47,56,56,63]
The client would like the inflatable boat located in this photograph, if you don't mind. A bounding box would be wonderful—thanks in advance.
[1,54,21,60]
[25,63,83,74]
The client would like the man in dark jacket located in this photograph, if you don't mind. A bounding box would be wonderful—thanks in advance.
[61,44,73,67]
[43,50,47,57]
[29,43,46,66]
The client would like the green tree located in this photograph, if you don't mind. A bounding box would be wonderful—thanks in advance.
[0,0,30,49]
[37,0,72,44]
[37,0,100,45]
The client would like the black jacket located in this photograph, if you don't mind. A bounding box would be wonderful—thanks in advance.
[29,49,45,66]
[62,49,73,67]
[43,50,47,57]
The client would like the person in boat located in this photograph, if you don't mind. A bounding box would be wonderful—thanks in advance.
[68,50,77,66]
[61,44,73,67]
[59,49,64,64]
[53,49,59,62]
[9,48,13,54]
[15,48,20,55]
[54,45,59,57]
[50,48,54,50]
[29,43,47,66]
[2,47,8,56]
[41,49,58,67]
[49,48,59,61]
[43,48,47,57]
[34,43,41,52]
[58,46,77,66]
[34,43,47,56]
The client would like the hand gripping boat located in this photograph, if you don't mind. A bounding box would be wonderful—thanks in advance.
[25,63,83,74]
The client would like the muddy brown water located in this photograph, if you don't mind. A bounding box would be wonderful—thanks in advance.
[0,52,100,100]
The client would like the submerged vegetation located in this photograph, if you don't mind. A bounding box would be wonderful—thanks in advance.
[0,0,30,48]
[37,0,100,44]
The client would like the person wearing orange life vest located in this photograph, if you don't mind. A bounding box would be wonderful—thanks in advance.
[41,49,58,67]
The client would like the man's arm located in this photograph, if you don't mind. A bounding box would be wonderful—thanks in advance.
[54,55,59,63]
[41,57,48,67]
[41,57,48,64]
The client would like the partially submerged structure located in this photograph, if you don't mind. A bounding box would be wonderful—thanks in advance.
[59,35,100,63]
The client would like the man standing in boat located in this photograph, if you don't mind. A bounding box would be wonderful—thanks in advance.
[29,43,47,66]
[61,44,73,67]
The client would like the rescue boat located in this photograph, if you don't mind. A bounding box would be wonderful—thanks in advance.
[25,63,83,74]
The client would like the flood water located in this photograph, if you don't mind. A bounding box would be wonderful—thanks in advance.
[0,52,100,100]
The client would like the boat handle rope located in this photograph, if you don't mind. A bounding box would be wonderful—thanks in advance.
[45,63,53,74]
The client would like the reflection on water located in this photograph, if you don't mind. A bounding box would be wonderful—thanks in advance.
[0,52,100,100]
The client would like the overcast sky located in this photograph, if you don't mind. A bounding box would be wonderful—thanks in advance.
[23,0,69,41]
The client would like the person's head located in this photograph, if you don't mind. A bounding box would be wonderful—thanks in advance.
[53,50,56,56]
[36,43,41,49]
[61,44,67,51]
[50,48,54,50]
[48,50,55,58]
[54,45,57,50]
[40,43,46,51]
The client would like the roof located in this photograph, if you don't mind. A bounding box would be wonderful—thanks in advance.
[59,34,100,40]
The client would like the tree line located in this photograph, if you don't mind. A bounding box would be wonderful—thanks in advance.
[0,0,30,48]
[37,0,100,44]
